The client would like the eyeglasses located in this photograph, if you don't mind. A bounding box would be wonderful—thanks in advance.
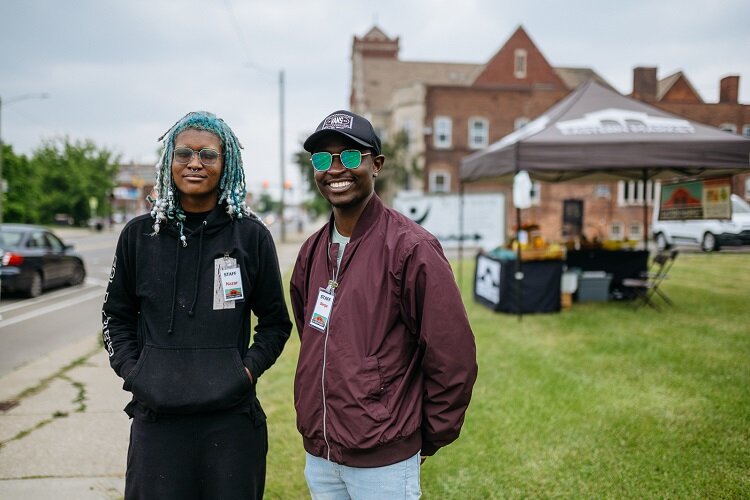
[173,147,223,167]
[310,150,372,172]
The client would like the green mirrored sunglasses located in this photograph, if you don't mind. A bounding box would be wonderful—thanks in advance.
[310,150,372,172]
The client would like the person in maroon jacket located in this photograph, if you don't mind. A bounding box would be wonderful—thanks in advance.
[290,110,478,499]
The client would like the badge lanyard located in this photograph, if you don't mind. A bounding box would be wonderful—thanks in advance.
[214,252,243,310]
[309,242,343,333]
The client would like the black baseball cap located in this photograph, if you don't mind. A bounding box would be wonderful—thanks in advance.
[303,110,382,155]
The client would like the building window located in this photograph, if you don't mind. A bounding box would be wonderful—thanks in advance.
[628,222,643,240]
[594,184,611,199]
[514,49,527,79]
[514,117,530,130]
[429,171,451,193]
[468,117,489,149]
[745,177,750,199]
[742,124,750,138]
[433,117,452,148]
[719,123,737,133]
[609,222,623,241]
[617,180,657,206]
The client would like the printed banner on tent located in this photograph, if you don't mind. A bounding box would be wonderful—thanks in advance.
[658,177,732,221]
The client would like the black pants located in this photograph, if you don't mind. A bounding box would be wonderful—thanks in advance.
[125,411,267,500]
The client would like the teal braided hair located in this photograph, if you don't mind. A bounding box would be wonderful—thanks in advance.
[150,111,259,237]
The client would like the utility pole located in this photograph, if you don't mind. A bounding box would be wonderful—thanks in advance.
[279,69,286,243]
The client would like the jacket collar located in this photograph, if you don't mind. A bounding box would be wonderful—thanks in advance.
[326,194,384,243]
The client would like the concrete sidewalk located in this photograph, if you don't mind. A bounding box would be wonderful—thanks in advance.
[0,227,312,499]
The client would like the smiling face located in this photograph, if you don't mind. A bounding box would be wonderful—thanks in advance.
[171,129,224,213]
[312,135,383,226]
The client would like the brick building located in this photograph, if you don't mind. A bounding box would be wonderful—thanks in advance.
[350,25,750,244]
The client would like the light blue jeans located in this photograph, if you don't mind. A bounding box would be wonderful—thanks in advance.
[304,451,421,500]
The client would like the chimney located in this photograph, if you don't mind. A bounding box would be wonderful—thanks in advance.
[719,75,739,104]
[632,67,657,102]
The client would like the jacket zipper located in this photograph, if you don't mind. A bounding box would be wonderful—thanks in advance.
[322,314,331,461]
[322,241,342,462]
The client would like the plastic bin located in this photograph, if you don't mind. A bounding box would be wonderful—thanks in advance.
[577,271,612,302]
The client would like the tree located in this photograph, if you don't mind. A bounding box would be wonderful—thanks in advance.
[33,137,120,225]
[293,147,329,218]
[2,144,43,223]
[374,129,422,202]
[256,192,280,214]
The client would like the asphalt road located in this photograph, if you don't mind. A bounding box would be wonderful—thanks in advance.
[0,227,119,377]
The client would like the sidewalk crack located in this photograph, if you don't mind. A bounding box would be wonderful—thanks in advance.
[0,343,98,448]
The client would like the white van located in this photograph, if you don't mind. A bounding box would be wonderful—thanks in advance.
[652,194,750,252]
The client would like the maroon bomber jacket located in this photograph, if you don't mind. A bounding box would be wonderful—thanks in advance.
[290,195,478,468]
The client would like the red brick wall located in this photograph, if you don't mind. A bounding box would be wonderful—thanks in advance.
[652,102,750,131]
[661,78,702,103]
[461,181,653,244]
[473,27,565,88]
[425,85,567,159]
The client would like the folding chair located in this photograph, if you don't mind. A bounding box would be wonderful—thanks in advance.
[622,250,678,310]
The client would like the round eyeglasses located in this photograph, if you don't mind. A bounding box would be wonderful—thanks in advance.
[173,147,223,167]
[310,150,372,172]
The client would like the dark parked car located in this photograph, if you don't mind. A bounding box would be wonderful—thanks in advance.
[0,224,86,298]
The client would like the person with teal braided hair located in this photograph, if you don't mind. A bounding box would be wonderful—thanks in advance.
[102,111,292,499]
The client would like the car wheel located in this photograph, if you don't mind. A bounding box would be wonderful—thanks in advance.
[701,232,718,252]
[68,263,85,286]
[655,233,670,251]
[26,272,43,298]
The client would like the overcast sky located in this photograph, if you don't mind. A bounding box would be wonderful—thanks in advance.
[2,0,749,201]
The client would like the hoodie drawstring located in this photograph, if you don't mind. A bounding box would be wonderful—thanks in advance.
[188,221,207,317]
[167,234,181,335]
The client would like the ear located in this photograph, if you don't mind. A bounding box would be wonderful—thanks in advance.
[372,155,384,177]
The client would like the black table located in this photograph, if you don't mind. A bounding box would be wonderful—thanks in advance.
[474,253,563,314]
[565,249,649,299]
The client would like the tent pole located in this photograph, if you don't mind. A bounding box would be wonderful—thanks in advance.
[458,181,464,292]
[515,205,523,321]
[643,168,648,251]
[514,148,523,322]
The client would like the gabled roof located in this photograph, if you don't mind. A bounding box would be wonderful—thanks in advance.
[657,71,704,103]
[360,26,392,41]
[472,25,565,88]
[554,67,614,91]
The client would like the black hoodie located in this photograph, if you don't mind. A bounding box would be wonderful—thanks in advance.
[102,204,291,416]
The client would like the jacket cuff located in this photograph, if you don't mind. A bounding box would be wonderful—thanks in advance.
[242,358,259,384]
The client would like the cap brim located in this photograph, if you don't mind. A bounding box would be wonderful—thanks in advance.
[303,129,376,153]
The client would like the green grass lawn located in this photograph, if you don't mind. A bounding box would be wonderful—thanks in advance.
[258,251,750,499]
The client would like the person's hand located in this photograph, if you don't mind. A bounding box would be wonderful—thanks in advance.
[244,366,254,384]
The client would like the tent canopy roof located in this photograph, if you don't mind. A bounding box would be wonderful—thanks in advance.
[460,80,750,183]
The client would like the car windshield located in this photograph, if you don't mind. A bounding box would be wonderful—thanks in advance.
[0,230,25,248]
[732,196,750,214]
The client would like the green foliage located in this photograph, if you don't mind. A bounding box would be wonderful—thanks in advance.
[32,137,120,225]
[260,252,750,498]
[256,192,280,214]
[293,147,329,218]
[2,143,43,223]
[375,129,422,196]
